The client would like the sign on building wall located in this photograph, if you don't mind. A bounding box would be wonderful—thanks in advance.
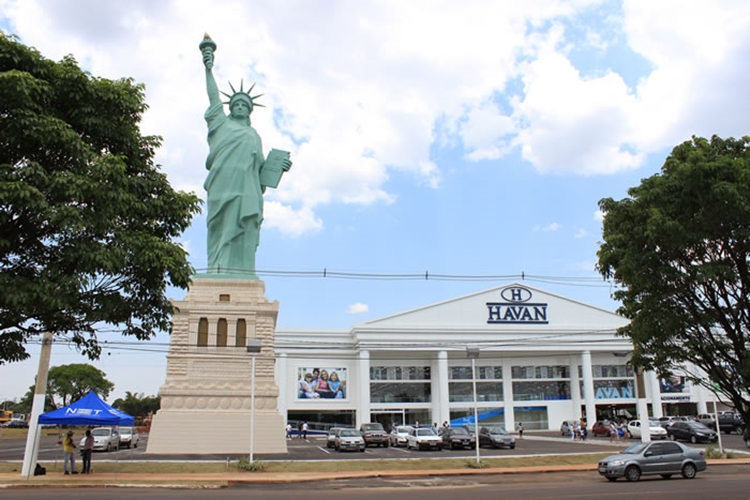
[296,367,348,400]
[487,286,549,325]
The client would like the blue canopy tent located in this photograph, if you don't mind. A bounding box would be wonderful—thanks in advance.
[38,391,133,426]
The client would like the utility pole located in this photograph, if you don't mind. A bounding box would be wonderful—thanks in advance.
[21,332,53,477]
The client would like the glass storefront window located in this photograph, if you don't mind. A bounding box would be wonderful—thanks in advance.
[511,365,569,379]
[370,382,431,403]
[449,381,503,402]
[592,365,634,378]
[512,381,571,401]
[450,365,502,380]
[371,366,431,381]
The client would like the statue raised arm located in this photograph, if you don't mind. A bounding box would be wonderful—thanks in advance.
[197,34,291,279]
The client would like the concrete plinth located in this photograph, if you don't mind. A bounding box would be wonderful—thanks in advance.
[147,277,287,454]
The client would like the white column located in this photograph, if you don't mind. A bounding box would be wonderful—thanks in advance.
[227,319,237,348]
[581,351,596,424]
[277,353,288,419]
[208,318,218,347]
[502,363,515,431]
[647,371,663,418]
[436,351,449,425]
[357,350,371,428]
[569,356,581,419]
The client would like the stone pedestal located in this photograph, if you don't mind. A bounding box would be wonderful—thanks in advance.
[146,277,287,454]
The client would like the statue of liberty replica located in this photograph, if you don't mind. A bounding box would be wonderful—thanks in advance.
[200,34,291,278]
[147,35,289,455]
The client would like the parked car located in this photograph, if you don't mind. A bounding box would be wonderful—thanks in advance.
[657,416,678,428]
[598,441,707,482]
[591,421,611,437]
[1,420,29,428]
[478,426,516,449]
[389,425,413,447]
[462,424,478,438]
[360,423,389,447]
[439,426,475,450]
[695,414,716,429]
[80,427,120,452]
[118,426,140,448]
[326,427,346,448]
[334,428,366,452]
[718,412,746,434]
[627,419,667,440]
[667,421,718,444]
[406,427,443,451]
[560,420,574,436]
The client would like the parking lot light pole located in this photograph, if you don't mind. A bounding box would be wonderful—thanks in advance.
[247,339,262,463]
[466,346,481,466]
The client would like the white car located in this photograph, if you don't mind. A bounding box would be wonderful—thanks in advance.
[406,427,443,451]
[627,419,667,439]
[118,426,140,448]
[80,427,120,452]
[389,425,414,447]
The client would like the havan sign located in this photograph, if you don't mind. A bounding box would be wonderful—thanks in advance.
[486,287,548,325]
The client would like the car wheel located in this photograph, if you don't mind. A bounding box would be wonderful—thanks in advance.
[606,477,617,482]
[690,435,697,444]
[669,434,676,441]
[384,441,389,448]
[624,465,641,482]
[359,447,365,452]
[660,474,672,479]
[106,443,111,452]
[510,445,515,449]
[682,462,697,479]
[134,441,137,448]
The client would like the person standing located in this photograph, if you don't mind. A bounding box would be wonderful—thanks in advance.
[516,422,524,439]
[62,430,78,475]
[81,429,94,474]
[285,423,293,439]
[301,422,309,440]
[297,421,303,439]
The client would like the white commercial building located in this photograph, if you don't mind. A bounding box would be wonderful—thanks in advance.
[275,283,720,431]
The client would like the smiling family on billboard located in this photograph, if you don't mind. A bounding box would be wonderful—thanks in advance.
[297,367,347,400]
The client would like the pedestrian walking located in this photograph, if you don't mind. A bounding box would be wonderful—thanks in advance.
[516,422,524,439]
[301,422,309,439]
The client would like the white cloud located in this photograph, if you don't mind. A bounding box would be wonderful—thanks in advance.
[347,302,369,314]
[594,210,605,222]
[534,223,562,232]
[574,228,589,239]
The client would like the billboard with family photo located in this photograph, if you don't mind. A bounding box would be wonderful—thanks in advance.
[296,367,348,400]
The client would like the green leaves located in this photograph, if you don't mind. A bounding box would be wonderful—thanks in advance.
[597,134,750,419]
[0,33,201,364]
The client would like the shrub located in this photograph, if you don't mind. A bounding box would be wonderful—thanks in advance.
[236,457,265,472]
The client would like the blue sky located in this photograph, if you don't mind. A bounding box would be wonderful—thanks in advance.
[2,0,750,403]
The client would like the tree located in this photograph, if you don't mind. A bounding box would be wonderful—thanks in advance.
[0,34,201,363]
[597,135,750,427]
[18,363,114,410]
[112,391,160,421]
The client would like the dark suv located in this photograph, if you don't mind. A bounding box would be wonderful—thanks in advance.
[360,423,389,447]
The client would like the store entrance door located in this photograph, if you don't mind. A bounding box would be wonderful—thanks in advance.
[371,411,404,432]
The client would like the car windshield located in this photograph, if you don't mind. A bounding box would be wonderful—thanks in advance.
[486,427,508,435]
[340,429,359,437]
[92,429,111,437]
[120,428,133,436]
[416,429,436,436]
[395,426,412,433]
[451,428,469,436]
[688,422,708,429]
[622,442,649,454]
[362,424,382,431]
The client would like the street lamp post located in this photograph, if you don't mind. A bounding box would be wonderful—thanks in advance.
[247,339,262,463]
[466,346,480,466]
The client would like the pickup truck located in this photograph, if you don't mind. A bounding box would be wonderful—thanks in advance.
[360,422,389,447]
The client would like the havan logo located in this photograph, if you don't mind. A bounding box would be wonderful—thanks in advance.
[487,287,548,324]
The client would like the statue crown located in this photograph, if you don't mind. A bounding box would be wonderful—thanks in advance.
[221,79,264,113]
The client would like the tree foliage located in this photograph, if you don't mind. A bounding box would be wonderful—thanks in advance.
[112,391,160,421]
[0,34,201,363]
[597,135,750,425]
[17,363,114,410]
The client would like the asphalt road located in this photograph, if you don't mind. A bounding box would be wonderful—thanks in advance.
[1,431,748,462]
[2,466,749,499]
